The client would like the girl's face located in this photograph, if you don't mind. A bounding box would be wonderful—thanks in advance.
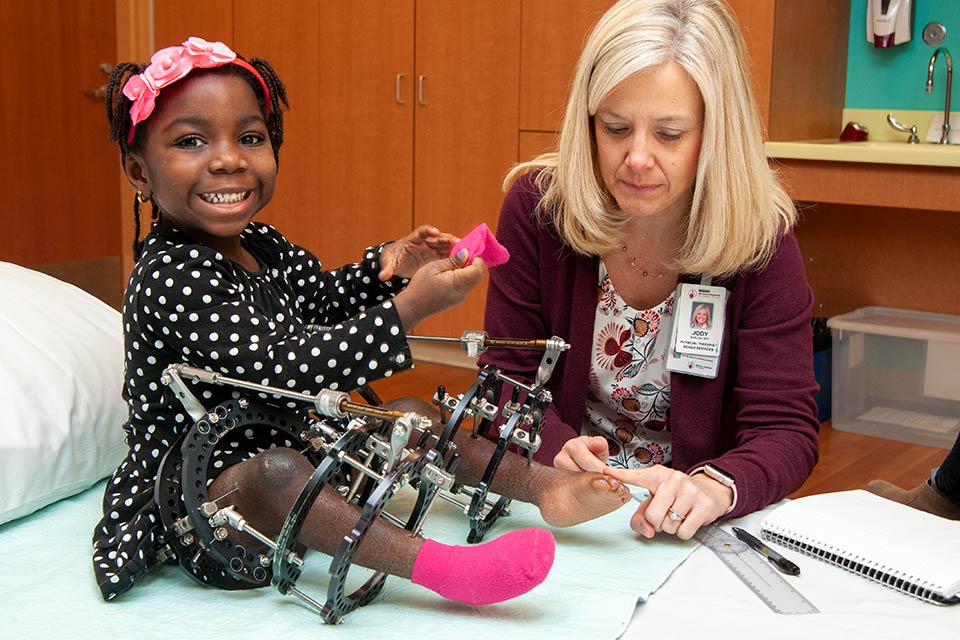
[125,72,276,257]
[593,62,703,223]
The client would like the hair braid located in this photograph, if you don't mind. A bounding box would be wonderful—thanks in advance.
[105,62,146,160]
[246,57,288,164]
[132,194,162,261]
[132,193,143,260]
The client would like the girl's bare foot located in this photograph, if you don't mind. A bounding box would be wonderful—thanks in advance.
[537,472,632,527]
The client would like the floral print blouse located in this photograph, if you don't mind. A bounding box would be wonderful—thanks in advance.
[582,262,674,469]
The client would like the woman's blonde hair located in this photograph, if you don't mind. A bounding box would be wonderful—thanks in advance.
[505,0,796,277]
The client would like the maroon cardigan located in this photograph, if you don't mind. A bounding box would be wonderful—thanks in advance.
[479,173,819,519]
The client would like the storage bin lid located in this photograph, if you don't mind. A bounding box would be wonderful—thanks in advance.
[827,306,960,343]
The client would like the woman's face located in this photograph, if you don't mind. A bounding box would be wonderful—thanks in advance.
[593,62,704,223]
[694,306,709,326]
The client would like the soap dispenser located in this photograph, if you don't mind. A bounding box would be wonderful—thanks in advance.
[867,0,914,48]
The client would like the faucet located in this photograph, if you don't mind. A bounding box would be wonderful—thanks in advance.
[926,47,953,144]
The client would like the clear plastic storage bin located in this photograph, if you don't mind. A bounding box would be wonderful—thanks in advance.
[828,307,960,449]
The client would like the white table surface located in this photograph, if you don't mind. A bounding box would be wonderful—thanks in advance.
[624,504,959,640]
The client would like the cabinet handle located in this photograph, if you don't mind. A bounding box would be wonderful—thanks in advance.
[418,74,426,106]
[84,85,107,99]
[395,73,405,104]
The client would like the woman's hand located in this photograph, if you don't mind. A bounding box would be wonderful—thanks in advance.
[379,225,459,281]
[553,435,609,473]
[601,465,733,540]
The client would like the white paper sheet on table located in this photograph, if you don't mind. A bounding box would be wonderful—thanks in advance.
[0,480,696,639]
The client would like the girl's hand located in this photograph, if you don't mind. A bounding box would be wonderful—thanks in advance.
[601,465,733,540]
[379,225,459,281]
[393,251,485,331]
[553,436,609,473]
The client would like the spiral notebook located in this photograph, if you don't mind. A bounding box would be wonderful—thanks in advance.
[759,490,960,605]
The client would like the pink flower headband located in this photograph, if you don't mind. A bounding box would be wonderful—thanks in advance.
[122,37,271,145]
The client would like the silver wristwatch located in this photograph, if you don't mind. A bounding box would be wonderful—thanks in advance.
[701,463,735,487]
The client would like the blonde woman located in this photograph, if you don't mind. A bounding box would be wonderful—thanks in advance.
[480,0,819,540]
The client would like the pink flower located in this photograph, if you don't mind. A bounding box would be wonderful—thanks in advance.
[122,74,159,126]
[143,45,195,88]
[182,37,236,67]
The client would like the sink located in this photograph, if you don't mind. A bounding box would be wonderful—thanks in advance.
[765,140,960,168]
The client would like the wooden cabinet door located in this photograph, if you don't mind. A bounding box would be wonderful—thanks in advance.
[518,0,775,137]
[519,0,614,134]
[413,0,521,337]
[234,0,415,269]
[154,0,233,47]
[1,0,119,266]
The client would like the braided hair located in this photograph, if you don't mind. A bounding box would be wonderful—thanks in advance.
[105,55,289,259]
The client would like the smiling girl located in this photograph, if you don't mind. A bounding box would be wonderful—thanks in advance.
[92,38,629,610]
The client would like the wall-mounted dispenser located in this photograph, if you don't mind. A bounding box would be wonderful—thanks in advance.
[867,0,914,48]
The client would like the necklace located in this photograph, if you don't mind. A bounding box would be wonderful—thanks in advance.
[621,245,665,278]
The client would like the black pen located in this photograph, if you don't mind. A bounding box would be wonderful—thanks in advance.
[731,526,801,576]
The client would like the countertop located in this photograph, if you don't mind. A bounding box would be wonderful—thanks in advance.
[765,140,960,168]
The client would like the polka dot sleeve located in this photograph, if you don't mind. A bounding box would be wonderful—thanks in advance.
[134,228,413,397]
[276,232,408,329]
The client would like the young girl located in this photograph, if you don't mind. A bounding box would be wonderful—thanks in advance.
[94,37,630,608]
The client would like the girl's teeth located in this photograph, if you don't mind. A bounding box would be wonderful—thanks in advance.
[202,192,247,204]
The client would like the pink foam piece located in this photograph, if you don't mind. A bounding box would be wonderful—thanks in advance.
[451,223,510,267]
[410,528,555,605]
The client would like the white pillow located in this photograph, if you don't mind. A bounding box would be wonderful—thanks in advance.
[0,262,127,525]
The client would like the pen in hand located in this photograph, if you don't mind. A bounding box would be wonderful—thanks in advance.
[732,526,801,576]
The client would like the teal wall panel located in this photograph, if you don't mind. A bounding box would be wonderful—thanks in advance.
[846,0,960,110]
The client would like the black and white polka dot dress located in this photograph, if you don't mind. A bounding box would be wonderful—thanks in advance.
[92,222,413,600]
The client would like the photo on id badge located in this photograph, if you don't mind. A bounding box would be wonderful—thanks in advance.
[675,285,725,358]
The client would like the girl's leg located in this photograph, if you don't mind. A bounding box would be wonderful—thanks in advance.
[209,448,554,605]
[386,397,632,526]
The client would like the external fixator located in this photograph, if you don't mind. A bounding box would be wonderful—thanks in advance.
[408,331,570,543]
[152,329,569,621]
[155,364,454,624]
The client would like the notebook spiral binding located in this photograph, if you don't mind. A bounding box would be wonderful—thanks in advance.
[762,530,960,606]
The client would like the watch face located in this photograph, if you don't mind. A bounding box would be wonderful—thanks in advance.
[705,465,734,486]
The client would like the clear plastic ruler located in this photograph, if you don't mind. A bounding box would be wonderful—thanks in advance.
[694,524,819,614]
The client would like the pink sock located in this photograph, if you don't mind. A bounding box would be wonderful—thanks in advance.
[450,222,511,267]
[410,528,555,605]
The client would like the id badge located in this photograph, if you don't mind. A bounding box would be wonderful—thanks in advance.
[666,280,728,378]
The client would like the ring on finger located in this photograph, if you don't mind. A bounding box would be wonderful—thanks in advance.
[667,507,685,522]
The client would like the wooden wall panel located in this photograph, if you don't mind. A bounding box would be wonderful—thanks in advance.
[520,0,778,136]
[519,0,613,133]
[117,0,153,282]
[413,0,522,337]
[233,0,323,256]
[796,202,960,317]
[153,0,233,49]
[238,1,415,271]
[518,131,558,164]
[0,0,119,267]
[724,0,776,136]
[777,160,960,212]
[768,0,849,141]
